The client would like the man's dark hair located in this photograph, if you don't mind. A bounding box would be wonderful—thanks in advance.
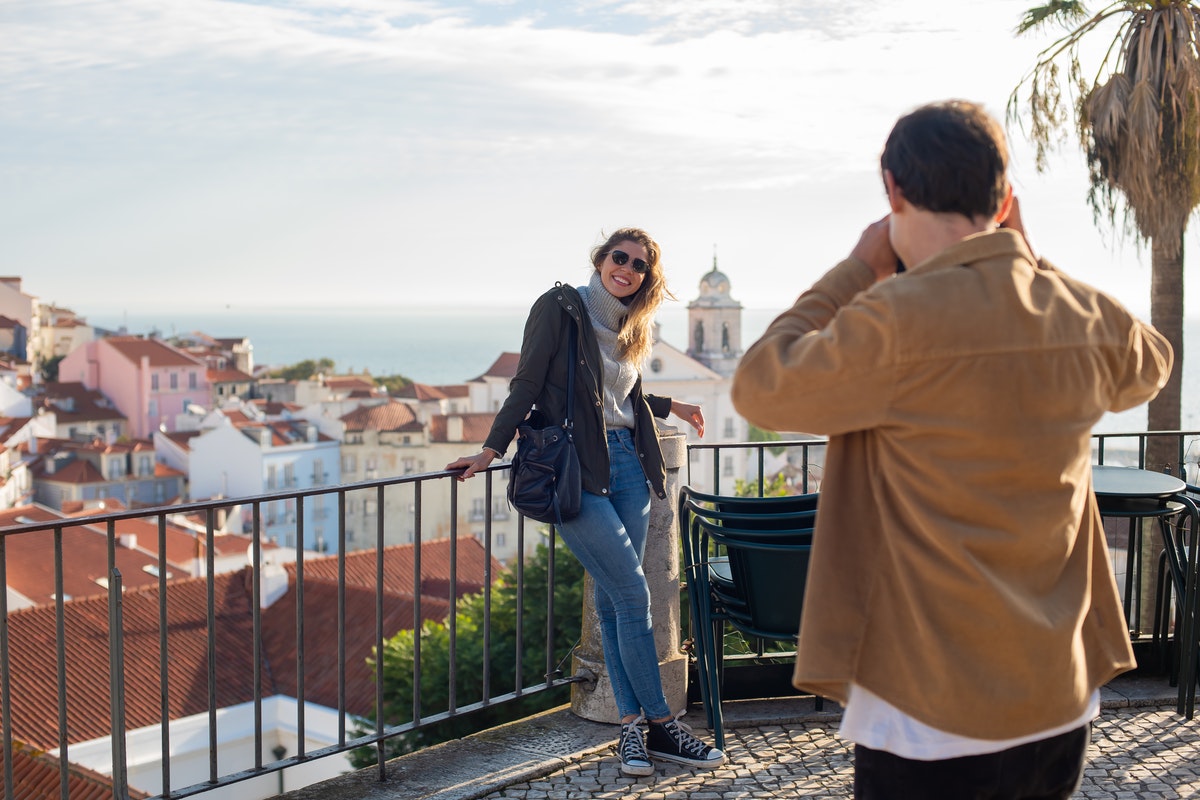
[881,100,1009,219]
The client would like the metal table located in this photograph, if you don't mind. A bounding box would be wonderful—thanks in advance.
[1092,465,1199,717]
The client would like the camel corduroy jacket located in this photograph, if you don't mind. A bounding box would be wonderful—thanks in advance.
[731,229,1172,739]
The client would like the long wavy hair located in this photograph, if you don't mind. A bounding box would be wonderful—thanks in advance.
[590,227,674,365]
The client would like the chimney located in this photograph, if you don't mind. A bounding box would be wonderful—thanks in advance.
[118,533,137,549]
[447,416,464,442]
[305,424,317,443]
[259,428,272,447]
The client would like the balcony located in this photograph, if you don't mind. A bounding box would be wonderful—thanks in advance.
[2,432,1200,799]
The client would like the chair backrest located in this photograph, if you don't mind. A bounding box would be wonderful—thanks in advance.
[683,487,819,534]
[702,520,813,639]
[681,488,817,641]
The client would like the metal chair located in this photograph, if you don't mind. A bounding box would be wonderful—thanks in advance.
[679,486,820,748]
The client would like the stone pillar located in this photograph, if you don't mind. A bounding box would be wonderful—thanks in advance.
[571,428,688,722]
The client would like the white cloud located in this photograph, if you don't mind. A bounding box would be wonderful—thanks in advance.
[0,0,1191,316]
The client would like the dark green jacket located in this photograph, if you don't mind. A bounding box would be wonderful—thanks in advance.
[483,283,671,500]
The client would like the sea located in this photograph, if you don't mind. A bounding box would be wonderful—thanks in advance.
[86,305,1200,437]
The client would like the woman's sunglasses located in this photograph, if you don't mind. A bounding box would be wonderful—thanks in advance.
[609,250,650,274]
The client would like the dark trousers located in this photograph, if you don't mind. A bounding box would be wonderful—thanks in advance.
[853,724,1090,800]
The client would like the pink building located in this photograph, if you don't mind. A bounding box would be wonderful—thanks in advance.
[58,336,211,438]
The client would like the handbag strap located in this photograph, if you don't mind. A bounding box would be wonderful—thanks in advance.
[563,317,577,433]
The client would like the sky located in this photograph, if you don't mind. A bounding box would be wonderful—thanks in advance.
[3,0,1198,318]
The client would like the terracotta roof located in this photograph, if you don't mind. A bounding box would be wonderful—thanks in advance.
[261,579,450,716]
[207,368,255,383]
[391,382,448,401]
[224,409,252,425]
[339,401,422,433]
[31,457,105,484]
[161,430,201,451]
[0,416,34,441]
[429,413,497,444]
[102,336,203,368]
[436,384,470,398]
[249,400,299,416]
[2,539,498,750]
[0,507,168,605]
[324,375,377,392]
[473,353,520,381]
[0,315,21,329]
[8,742,150,800]
[1,571,263,750]
[286,536,498,600]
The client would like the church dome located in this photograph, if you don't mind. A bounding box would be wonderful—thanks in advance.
[700,267,731,297]
[689,256,741,309]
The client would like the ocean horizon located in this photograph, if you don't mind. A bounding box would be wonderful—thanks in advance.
[85,305,1199,437]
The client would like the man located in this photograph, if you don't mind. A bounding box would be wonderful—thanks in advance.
[731,100,1173,799]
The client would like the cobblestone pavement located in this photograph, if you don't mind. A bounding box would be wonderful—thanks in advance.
[481,704,1200,799]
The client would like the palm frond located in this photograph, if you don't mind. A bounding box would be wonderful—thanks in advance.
[1016,0,1091,35]
[1010,1,1200,254]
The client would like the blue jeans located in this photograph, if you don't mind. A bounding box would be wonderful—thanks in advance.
[555,428,669,721]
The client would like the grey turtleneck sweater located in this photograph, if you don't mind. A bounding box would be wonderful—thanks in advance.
[578,272,639,431]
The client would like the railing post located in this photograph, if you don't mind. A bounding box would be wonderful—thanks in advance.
[571,427,688,722]
[108,568,129,799]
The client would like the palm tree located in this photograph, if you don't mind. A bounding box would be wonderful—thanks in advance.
[1009,0,1200,471]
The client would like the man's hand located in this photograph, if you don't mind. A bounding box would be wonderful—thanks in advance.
[998,195,1036,259]
[850,216,900,282]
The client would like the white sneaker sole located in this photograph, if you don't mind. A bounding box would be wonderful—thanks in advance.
[646,750,727,769]
[620,760,655,777]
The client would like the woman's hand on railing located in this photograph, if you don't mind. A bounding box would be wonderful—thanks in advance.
[671,400,705,436]
[446,449,497,481]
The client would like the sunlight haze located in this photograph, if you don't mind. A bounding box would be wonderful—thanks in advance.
[4,0,1196,317]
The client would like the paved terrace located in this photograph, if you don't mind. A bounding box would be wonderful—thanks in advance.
[279,673,1200,800]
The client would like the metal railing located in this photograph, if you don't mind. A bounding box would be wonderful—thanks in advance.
[5,429,1199,799]
[0,463,575,799]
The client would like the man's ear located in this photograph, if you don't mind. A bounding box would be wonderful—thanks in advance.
[883,171,905,213]
[993,183,1014,225]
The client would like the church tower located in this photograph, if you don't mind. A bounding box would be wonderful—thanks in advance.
[687,252,743,378]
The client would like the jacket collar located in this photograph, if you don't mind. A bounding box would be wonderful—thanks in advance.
[907,228,1037,276]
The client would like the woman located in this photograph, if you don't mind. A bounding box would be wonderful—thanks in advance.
[447,227,726,776]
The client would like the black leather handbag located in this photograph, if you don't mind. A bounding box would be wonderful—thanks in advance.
[507,320,582,525]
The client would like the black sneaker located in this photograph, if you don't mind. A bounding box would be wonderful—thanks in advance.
[647,713,726,768]
[617,715,654,777]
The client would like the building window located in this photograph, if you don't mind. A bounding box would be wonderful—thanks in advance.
[139,455,153,476]
[284,463,295,488]
[496,533,507,548]
[266,464,276,490]
[343,454,357,472]
[724,417,734,438]
[471,498,486,521]
[188,371,197,389]
[313,458,324,485]
[107,460,124,480]
[151,374,159,391]
[723,456,734,477]
[170,373,178,390]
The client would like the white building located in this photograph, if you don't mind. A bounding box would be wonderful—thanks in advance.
[155,402,342,553]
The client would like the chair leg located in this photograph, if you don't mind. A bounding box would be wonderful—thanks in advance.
[1154,549,1178,685]
[709,615,726,750]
